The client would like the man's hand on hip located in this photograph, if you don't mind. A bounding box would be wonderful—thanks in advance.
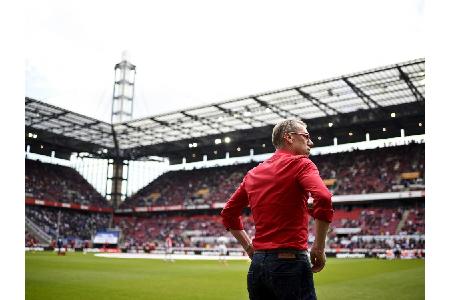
[246,244,254,259]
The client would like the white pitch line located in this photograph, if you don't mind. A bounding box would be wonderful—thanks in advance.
[95,253,251,261]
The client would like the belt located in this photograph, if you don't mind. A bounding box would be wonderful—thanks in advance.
[254,249,309,258]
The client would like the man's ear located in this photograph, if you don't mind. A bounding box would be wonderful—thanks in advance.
[283,133,293,145]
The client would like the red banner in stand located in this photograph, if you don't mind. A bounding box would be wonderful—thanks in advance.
[25,197,113,213]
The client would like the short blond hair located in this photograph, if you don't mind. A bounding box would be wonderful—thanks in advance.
[272,119,307,149]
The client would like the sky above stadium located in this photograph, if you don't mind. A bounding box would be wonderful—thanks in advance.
[25,0,424,123]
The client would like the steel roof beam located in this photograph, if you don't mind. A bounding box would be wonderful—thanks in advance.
[342,77,381,109]
[114,124,146,148]
[397,66,425,103]
[294,88,340,116]
[341,77,407,130]
[151,117,203,141]
[115,121,190,148]
[213,105,253,127]
[149,117,186,142]
[150,117,170,127]
[181,111,225,133]
[252,97,296,119]
[27,111,70,127]
[59,121,103,134]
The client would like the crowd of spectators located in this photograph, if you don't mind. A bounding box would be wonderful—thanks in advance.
[25,231,38,247]
[329,208,403,235]
[315,142,424,194]
[26,203,424,251]
[328,206,425,236]
[112,204,424,250]
[119,163,254,208]
[26,159,109,207]
[26,205,111,240]
[398,208,425,235]
[120,143,424,208]
[113,214,232,248]
[327,236,425,251]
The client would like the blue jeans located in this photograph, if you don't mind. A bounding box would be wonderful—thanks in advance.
[247,250,317,300]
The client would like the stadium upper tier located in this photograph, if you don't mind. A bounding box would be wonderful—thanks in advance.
[26,159,110,208]
[25,58,424,162]
[119,142,424,209]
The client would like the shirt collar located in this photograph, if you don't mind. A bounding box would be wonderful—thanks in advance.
[274,148,295,156]
[273,148,308,158]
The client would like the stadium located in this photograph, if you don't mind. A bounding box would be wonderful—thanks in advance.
[25,55,425,300]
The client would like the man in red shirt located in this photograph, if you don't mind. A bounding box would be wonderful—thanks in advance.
[221,119,334,300]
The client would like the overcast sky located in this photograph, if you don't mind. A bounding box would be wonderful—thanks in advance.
[25,0,424,123]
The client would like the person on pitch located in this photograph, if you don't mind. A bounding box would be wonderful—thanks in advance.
[164,234,174,262]
[57,237,63,256]
[217,240,229,266]
[221,119,334,300]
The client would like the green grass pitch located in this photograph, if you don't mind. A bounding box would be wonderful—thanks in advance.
[26,252,424,300]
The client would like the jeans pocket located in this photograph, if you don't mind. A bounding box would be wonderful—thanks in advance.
[269,259,316,300]
[269,271,302,299]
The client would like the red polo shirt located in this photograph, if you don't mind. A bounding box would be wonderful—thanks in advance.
[220,149,334,250]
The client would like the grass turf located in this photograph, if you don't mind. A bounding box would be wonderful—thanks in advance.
[25,252,424,300]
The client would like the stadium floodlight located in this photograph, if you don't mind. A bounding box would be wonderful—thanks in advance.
[391,112,396,118]
[33,134,37,139]
[28,133,33,138]
[349,132,353,136]
[40,145,44,149]
[328,122,333,127]
[419,122,423,127]
[237,147,241,152]
[262,143,266,148]
[224,137,231,143]
[318,136,322,140]
[215,139,222,145]
[103,149,108,153]
[192,142,198,147]
[382,128,387,132]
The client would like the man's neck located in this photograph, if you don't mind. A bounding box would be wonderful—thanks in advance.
[276,147,296,155]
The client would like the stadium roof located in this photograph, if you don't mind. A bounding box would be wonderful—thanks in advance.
[26,58,425,162]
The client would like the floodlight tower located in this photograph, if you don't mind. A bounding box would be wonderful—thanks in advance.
[107,51,135,208]
[111,51,136,123]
